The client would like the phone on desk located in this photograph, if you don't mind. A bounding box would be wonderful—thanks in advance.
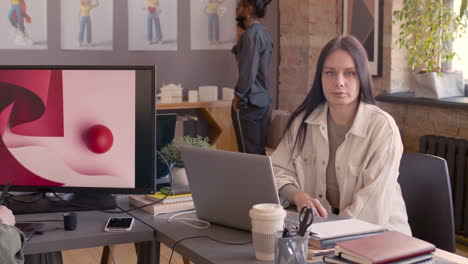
[104,217,134,232]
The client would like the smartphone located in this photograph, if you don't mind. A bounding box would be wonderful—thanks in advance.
[104,217,134,232]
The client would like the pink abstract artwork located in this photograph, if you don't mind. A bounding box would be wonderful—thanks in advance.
[0,69,136,188]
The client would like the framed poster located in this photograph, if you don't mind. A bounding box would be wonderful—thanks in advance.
[61,0,113,50]
[0,0,47,50]
[343,0,383,77]
[190,0,237,50]
[128,0,178,51]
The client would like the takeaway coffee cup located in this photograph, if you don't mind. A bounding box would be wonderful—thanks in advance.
[249,203,286,261]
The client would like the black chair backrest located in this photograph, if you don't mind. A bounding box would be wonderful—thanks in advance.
[398,153,456,252]
[156,113,177,179]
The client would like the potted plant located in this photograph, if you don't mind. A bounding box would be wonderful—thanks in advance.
[393,0,467,98]
[160,136,214,187]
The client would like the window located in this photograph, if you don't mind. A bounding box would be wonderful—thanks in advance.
[453,0,468,81]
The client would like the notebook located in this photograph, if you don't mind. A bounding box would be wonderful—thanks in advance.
[309,218,385,240]
[309,230,383,249]
[145,192,192,204]
[323,253,433,264]
[129,195,194,215]
[180,146,281,231]
[334,231,436,264]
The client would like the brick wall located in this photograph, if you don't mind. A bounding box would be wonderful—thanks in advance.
[379,103,468,152]
[278,0,468,153]
[278,0,338,112]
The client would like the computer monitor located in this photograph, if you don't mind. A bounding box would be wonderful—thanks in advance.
[0,65,155,213]
[155,113,177,188]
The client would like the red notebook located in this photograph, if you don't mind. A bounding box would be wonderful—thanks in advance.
[334,231,436,264]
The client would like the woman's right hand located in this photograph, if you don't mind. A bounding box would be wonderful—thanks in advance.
[232,96,240,112]
[292,192,328,218]
[236,26,245,41]
[0,206,16,226]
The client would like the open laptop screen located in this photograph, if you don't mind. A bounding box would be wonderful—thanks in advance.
[181,147,280,231]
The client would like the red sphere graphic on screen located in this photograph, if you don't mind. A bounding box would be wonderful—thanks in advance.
[85,125,114,154]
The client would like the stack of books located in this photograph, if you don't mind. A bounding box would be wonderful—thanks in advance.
[323,231,436,264]
[308,218,385,249]
[145,192,192,204]
[128,189,194,215]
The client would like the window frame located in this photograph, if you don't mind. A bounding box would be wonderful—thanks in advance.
[450,0,468,83]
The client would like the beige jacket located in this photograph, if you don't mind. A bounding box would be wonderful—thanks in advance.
[0,218,24,264]
[272,102,411,235]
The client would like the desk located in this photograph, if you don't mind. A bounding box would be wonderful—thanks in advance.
[17,200,156,263]
[18,197,468,264]
[126,206,468,264]
[157,101,237,151]
[128,209,258,264]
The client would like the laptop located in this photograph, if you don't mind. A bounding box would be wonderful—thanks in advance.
[180,146,281,231]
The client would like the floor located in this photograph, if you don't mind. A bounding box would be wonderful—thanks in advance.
[62,243,186,264]
[456,235,468,258]
[61,240,468,264]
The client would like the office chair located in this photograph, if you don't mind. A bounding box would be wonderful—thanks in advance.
[398,153,456,252]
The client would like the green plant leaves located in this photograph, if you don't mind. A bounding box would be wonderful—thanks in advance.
[160,136,214,168]
[393,0,468,72]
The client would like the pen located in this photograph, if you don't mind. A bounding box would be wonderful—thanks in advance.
[0,182,11,205]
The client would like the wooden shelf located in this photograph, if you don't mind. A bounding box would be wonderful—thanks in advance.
[156,100,237,152]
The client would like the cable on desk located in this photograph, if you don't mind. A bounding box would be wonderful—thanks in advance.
[6,193,46,204]
[119,204,252,264]
[116,204,156,233]
[17,220,63,223]
[166,210,211,230]
[48,192,168,214]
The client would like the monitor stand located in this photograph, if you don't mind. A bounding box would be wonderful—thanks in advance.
[5,193,117,215]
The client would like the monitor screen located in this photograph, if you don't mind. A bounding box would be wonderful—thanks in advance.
[0,66,155,194]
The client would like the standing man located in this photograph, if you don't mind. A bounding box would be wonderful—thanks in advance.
[232,0,273,155]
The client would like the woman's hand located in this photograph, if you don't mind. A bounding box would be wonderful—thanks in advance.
[292,192,328,218]
[0,206,15,226]
[236,26,245,41]
[232,96,240,112]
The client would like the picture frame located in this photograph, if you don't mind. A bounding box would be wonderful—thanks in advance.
[343,0,383,77]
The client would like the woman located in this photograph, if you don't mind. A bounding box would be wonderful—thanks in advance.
[8,0,33,45]
[272,36,411,235]
[145,0,163,45]
[205,0,225,45]
[78,0,99,47]
[231,0,273,155]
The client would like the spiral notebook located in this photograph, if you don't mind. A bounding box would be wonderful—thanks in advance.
[129,195,194,215]
[145,192,192,204]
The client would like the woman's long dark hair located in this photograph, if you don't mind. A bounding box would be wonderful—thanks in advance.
[283,35,376,155]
